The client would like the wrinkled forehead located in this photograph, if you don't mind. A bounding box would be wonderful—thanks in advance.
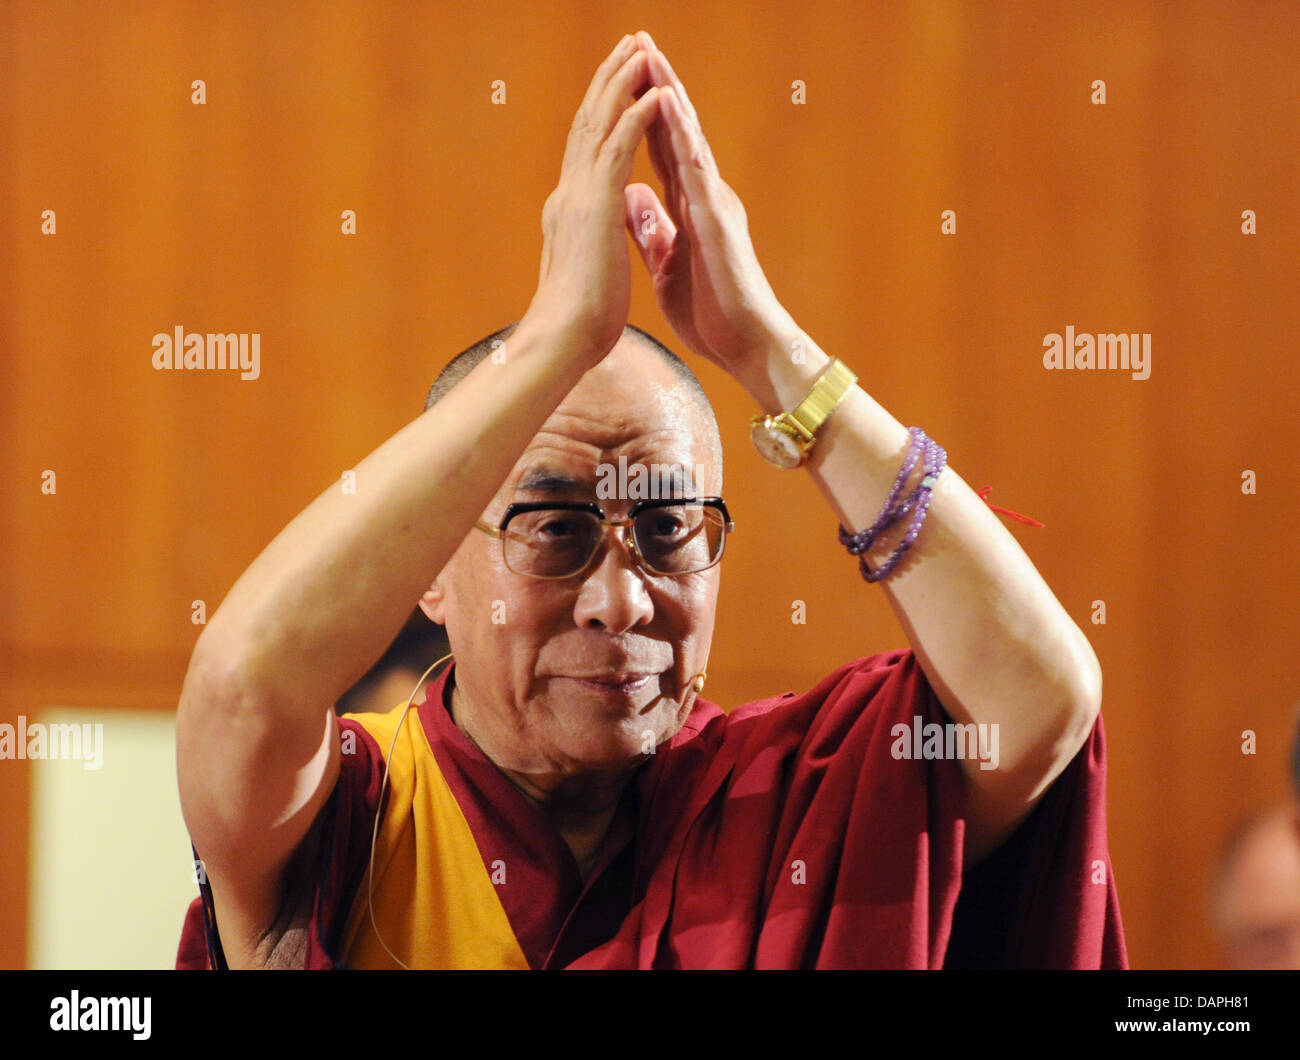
[498,352,721,507]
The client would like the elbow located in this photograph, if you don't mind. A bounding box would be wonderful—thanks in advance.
[977,626,1103,812]
[1076,626,1103,713]
[179,625,264,733]
[177,626,328,845]
[1059,626,1103,751]
[177,625,303,785]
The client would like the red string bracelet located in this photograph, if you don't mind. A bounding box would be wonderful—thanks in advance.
[976,485,1044,528]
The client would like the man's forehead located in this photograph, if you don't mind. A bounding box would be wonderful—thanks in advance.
[552,344,694,428]
[509,421,716,496]
[503,362,719,497]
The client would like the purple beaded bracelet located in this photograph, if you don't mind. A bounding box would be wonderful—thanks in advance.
[837,426,946,582]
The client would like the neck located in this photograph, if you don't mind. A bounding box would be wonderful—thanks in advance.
[448,682,636,875]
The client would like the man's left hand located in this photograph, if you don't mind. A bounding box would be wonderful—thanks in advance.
[623,33,796,389]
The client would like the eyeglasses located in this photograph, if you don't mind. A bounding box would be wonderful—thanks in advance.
[474,498,735,580]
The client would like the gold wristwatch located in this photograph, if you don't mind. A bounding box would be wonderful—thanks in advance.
[749,357,857,468]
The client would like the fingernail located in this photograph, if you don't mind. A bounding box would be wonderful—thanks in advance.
[640,30,657,49]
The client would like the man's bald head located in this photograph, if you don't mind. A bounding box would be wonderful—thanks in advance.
[425,322,723,475]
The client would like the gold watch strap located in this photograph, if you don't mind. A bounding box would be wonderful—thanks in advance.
[784,358,858,440]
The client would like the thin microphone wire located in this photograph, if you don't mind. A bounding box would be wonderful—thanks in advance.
[363,649,455,971]
[359,649,708,969]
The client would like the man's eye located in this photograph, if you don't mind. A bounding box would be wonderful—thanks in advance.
[536,517,578,538]
[645,512,686,538]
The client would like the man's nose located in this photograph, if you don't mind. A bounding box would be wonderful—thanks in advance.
[572,531,655,632]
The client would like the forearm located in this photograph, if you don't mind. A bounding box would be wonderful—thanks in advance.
[738,318,1102,796]
[193,314,592,714]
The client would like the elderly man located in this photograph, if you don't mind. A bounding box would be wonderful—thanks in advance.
[175,31,1126,969]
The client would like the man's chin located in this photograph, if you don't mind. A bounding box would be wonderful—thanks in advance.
[530,688,686,769]
[547,716,676,773]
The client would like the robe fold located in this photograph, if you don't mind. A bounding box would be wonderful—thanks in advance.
[175,649,1127,969]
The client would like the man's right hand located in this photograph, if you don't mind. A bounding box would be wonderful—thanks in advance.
[522,33,662,368]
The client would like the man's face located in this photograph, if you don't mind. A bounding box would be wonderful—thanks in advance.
[421,336,723,786]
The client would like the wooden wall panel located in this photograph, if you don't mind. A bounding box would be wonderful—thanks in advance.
[2,0,1297,969]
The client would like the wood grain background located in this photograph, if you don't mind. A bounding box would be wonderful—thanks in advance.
[2,0,1297,969]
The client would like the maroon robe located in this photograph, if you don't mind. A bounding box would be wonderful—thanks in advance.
[176,648,1127,969]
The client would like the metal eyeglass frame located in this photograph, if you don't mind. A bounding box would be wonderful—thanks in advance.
[473,497,735,580]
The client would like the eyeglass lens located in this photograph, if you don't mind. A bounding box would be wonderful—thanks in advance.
[502,504,726,577]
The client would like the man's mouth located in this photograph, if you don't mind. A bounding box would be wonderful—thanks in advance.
[563,672,658,695]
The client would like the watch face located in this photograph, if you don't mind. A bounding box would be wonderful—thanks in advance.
[750,420,805,469]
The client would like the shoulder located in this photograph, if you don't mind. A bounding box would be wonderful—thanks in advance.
[726,649,930,730]
[338,704,409,759]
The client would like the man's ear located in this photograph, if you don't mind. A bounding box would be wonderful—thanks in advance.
[419,580,447,625]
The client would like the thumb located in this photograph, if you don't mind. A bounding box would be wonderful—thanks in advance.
[624,182,677,277]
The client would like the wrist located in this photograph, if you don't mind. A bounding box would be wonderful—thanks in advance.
[515,305,614,375]
[734,317,833,413]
